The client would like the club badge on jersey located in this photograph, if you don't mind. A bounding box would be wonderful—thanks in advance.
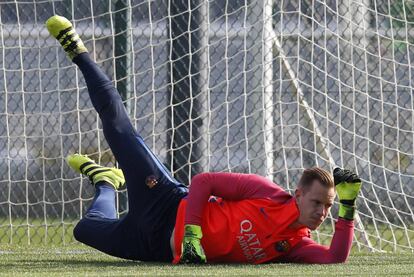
[274,240,291,253]
[146,175,158,189]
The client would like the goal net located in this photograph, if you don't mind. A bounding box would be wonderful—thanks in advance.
[0,0,413,251]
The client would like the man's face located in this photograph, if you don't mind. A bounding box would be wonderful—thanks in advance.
[295,180,336,230]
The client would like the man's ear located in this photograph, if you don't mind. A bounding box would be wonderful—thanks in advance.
[294,188,301,200]
[295,186,307,201]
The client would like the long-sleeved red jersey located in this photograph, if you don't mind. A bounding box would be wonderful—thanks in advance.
[172,172,354,264]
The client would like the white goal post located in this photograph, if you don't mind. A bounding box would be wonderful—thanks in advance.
[0,0,413,252]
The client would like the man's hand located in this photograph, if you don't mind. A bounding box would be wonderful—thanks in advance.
[333,168,362,221]
[179,224,207,264]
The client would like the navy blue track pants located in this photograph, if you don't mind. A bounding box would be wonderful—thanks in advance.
[72,53,188,262]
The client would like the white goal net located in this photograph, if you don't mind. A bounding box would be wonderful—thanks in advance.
[0,0,413,251]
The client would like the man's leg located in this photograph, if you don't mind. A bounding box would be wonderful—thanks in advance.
[47,16,187,261]
[73,182,147,260]
[85,184,117,219]
[46,15,187,213]
[68,154,184,262]
[71,52,186,261]
[72,53,188,212]
[66,156,137,259]
[66,156,156,261]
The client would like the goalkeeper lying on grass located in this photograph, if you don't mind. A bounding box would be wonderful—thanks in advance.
[46,15,362,264]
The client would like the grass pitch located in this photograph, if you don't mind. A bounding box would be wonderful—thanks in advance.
[1,220,414,275]
[1,245,413,276]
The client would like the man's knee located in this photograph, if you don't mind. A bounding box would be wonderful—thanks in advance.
[73,216,99,244]
[73,218,91,243]
[92,82,123,116]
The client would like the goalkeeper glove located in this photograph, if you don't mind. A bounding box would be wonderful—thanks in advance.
[333,167,362,221]
[179,224,207,264]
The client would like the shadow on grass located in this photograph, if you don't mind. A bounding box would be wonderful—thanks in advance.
[43,253,414,269]
[3,258,313,270]
[6,251,412,274]
[35,260,336,270]
[33,259,249,268]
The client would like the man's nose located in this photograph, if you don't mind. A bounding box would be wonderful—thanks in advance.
[316,205,325,217]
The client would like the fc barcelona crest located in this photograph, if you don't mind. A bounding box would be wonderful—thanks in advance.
[146,175,158,189]
[274,240,290,253]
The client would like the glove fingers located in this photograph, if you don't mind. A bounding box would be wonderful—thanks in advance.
[334,167,361,184]
[343,170,361,183]
[334,168,345,185]
[342,170,353,182]
[348,173,361,183]
[180,240,206,264]
[180,254,204,264]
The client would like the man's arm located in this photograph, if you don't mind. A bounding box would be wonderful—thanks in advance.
[185,172,289,225]
[281,218,354,263]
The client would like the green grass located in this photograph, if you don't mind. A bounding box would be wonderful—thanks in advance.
[1,220,414,275]
[3,218,414,252]
[0,245,413,276]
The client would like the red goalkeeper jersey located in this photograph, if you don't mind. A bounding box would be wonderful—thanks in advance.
[173,196,309,263]
[172,173,354,264]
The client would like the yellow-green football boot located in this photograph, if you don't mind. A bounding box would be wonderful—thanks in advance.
[46,15,88,60]
[66,153,125,190]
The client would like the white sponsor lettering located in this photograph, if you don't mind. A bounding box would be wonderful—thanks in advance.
[237,220,267,262]
[237,235,253,261]
[240,220,252,233]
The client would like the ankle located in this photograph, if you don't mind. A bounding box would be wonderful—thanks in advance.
[95,181,116,190]
[93,176,118,189]
[72,52,90,64]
